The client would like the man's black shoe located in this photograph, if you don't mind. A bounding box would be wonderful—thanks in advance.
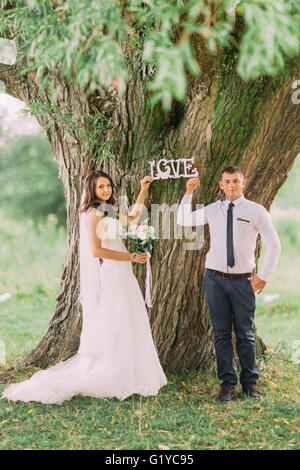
[243,385,262,399]
[218,387,234,403]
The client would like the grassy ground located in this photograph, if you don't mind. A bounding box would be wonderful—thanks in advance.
[0,213,66,360]
[0,352,298,450]
[0,210,299,450]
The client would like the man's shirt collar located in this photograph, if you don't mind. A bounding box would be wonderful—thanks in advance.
[224,194,245,207]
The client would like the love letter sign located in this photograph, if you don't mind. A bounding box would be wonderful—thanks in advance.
[149,158,199,180]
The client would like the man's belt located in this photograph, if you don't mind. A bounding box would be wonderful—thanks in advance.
[207,268,253,279]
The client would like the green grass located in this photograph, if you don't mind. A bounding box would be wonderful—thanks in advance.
[0,211,66,360]
[0,352,298,450]
[256,297,300,347]
[0,211,299,450]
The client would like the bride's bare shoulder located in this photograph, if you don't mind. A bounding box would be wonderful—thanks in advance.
[85,208,104,223]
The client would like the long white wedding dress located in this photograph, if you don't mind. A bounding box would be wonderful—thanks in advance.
[1,211,167,404]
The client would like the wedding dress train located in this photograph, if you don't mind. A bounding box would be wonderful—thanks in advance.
[1,213,167,404]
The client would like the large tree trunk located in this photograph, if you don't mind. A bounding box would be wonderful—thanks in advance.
[1,53,299,372]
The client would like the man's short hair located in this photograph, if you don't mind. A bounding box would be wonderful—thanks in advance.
[221,166,244,179]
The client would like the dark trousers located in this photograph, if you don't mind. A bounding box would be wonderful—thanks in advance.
[204,270,259,388]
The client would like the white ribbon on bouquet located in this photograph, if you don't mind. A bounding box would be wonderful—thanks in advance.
[145,251,153,309]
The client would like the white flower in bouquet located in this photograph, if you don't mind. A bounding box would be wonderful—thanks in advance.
[137,225,148,241]
[128,223,138,234]
[122,219,157,252]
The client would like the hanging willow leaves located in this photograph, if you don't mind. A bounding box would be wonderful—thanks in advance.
[0,0,299,109]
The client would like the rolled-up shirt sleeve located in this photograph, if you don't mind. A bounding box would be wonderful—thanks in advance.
[257,208,281,281]
[176,193,208,227]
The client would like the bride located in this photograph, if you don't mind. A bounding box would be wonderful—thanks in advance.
[1,170,167,404]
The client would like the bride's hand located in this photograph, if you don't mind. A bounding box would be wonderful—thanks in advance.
[131,252,147,264]
[140,176,153,193]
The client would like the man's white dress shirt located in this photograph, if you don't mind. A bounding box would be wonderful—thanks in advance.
[176,193,281,281]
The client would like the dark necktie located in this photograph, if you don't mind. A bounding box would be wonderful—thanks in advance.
[227,202,235,267]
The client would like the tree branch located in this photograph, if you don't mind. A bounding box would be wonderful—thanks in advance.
[0,62,18,96]
[0,62,15,76]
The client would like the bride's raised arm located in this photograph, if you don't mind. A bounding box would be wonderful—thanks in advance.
[119,176,153,226]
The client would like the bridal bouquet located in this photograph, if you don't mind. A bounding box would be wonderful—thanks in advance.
[121,219,158,254]
[121,219,157,308]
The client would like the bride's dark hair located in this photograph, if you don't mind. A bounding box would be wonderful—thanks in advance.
[80,170,116,213]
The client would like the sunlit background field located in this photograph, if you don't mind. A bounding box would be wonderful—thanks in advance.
[256,159,300,347]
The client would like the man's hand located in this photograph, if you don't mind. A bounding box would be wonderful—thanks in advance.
[186,176,200,195]
[248,275,267,294]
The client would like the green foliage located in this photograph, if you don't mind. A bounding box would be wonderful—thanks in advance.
[82,112,116,162]
[26,100,115,162]
[0,0,299,110]
[238,0,300,79]
[2,0,127,94]
[0,133,66,225]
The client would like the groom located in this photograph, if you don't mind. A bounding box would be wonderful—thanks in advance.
[177,166,281,402]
